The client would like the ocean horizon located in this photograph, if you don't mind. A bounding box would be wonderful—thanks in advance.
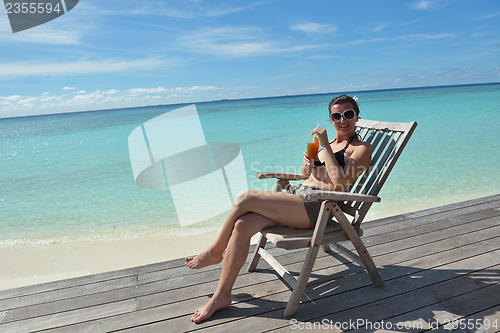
[3,82,499,121]
[1,82,500,248]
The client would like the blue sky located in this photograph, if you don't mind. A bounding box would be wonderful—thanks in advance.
[0,0,499,118]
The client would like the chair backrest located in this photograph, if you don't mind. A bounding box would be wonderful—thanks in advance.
[340,119,417,229]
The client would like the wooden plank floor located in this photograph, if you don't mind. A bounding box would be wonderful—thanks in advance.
[1,194,500,333]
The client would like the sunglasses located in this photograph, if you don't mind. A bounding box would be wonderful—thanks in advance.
[330,109,356,122]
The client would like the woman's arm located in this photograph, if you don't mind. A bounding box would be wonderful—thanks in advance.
[321,143,371,191]
[312,127,372,192]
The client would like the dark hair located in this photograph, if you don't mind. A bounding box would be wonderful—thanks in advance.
[328,95,359,115]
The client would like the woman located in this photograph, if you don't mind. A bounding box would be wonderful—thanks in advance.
[185,95,372,323]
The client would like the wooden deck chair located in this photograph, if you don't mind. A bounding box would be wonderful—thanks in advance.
[247,119,417,317]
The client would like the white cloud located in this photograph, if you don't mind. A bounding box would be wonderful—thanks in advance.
[227,85,260,90]
[40,96,59,102]
[205,3,265,17]
[103,96,124,102]
[412,1,432,10]
[2,95,23,102]
[409,0,453,11]
[471,12,500,20]
[62,93,104,106]
[0,27,81,45]
[0,83,229,117]
[369,38,388,43]
[397,33,457,40]
[83,1,266,19]
[291,23,336,34]
[341,33,455,47]
[180,26,327,57]
[63,86,77,90]
[17,97,38,104]
[180,27,274,57]
[81,1,195,18]
[0,58,170,79]
[173,86,218,93]
[342,39,366,47]
[127,86,169,94]
[103,89,120,95]
[77,90,87,94]
[373,24,390,33]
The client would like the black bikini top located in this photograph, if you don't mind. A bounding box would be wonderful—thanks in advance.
[313,135,356,169]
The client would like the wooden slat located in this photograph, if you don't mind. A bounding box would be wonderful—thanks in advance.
[0,258,185,301]
[255,172,307,181]
[257,248,298,289]
[357,119,414,132]
[302,190,380,202]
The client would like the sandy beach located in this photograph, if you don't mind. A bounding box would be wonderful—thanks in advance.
[0,232,265,291]
[0,232,213,290]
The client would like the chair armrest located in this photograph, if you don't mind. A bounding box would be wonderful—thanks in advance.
[303,190,381,203]
[256,172,308,181]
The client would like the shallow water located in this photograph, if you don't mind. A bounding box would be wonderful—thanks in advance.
[1,83,499,247]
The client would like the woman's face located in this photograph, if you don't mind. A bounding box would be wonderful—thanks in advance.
[330,102,358,135]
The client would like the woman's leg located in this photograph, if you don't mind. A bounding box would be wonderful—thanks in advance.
[185,190,310,269]
[184,191,256,269]
[190,212,276,323]
[188,191,311,323]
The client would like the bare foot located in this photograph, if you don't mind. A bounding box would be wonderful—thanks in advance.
[191,294,232,323]
[185,251,222,269]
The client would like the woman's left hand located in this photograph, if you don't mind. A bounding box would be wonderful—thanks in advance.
[311,126,329,147]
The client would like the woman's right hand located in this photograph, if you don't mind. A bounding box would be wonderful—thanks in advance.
[303,152,313,166]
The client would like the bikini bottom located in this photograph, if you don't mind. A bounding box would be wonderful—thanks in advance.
[286,184,334,229]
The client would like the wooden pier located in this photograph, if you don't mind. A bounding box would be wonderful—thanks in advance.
[1,194,500,332]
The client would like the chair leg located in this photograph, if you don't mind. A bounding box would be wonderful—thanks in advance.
[332,204,384,288]
[283,239,324,317]
[248,233,267,272]
[283,201,333,317]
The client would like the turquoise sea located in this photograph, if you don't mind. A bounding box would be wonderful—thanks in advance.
[1,83,500,247]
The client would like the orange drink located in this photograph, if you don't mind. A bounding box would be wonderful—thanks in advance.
[307,138,319,161]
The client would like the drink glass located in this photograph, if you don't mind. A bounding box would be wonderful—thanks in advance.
[307,141,319,161]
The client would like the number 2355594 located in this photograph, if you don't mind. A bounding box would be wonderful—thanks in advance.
[5,2,62,14]
[443,319,498,330]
